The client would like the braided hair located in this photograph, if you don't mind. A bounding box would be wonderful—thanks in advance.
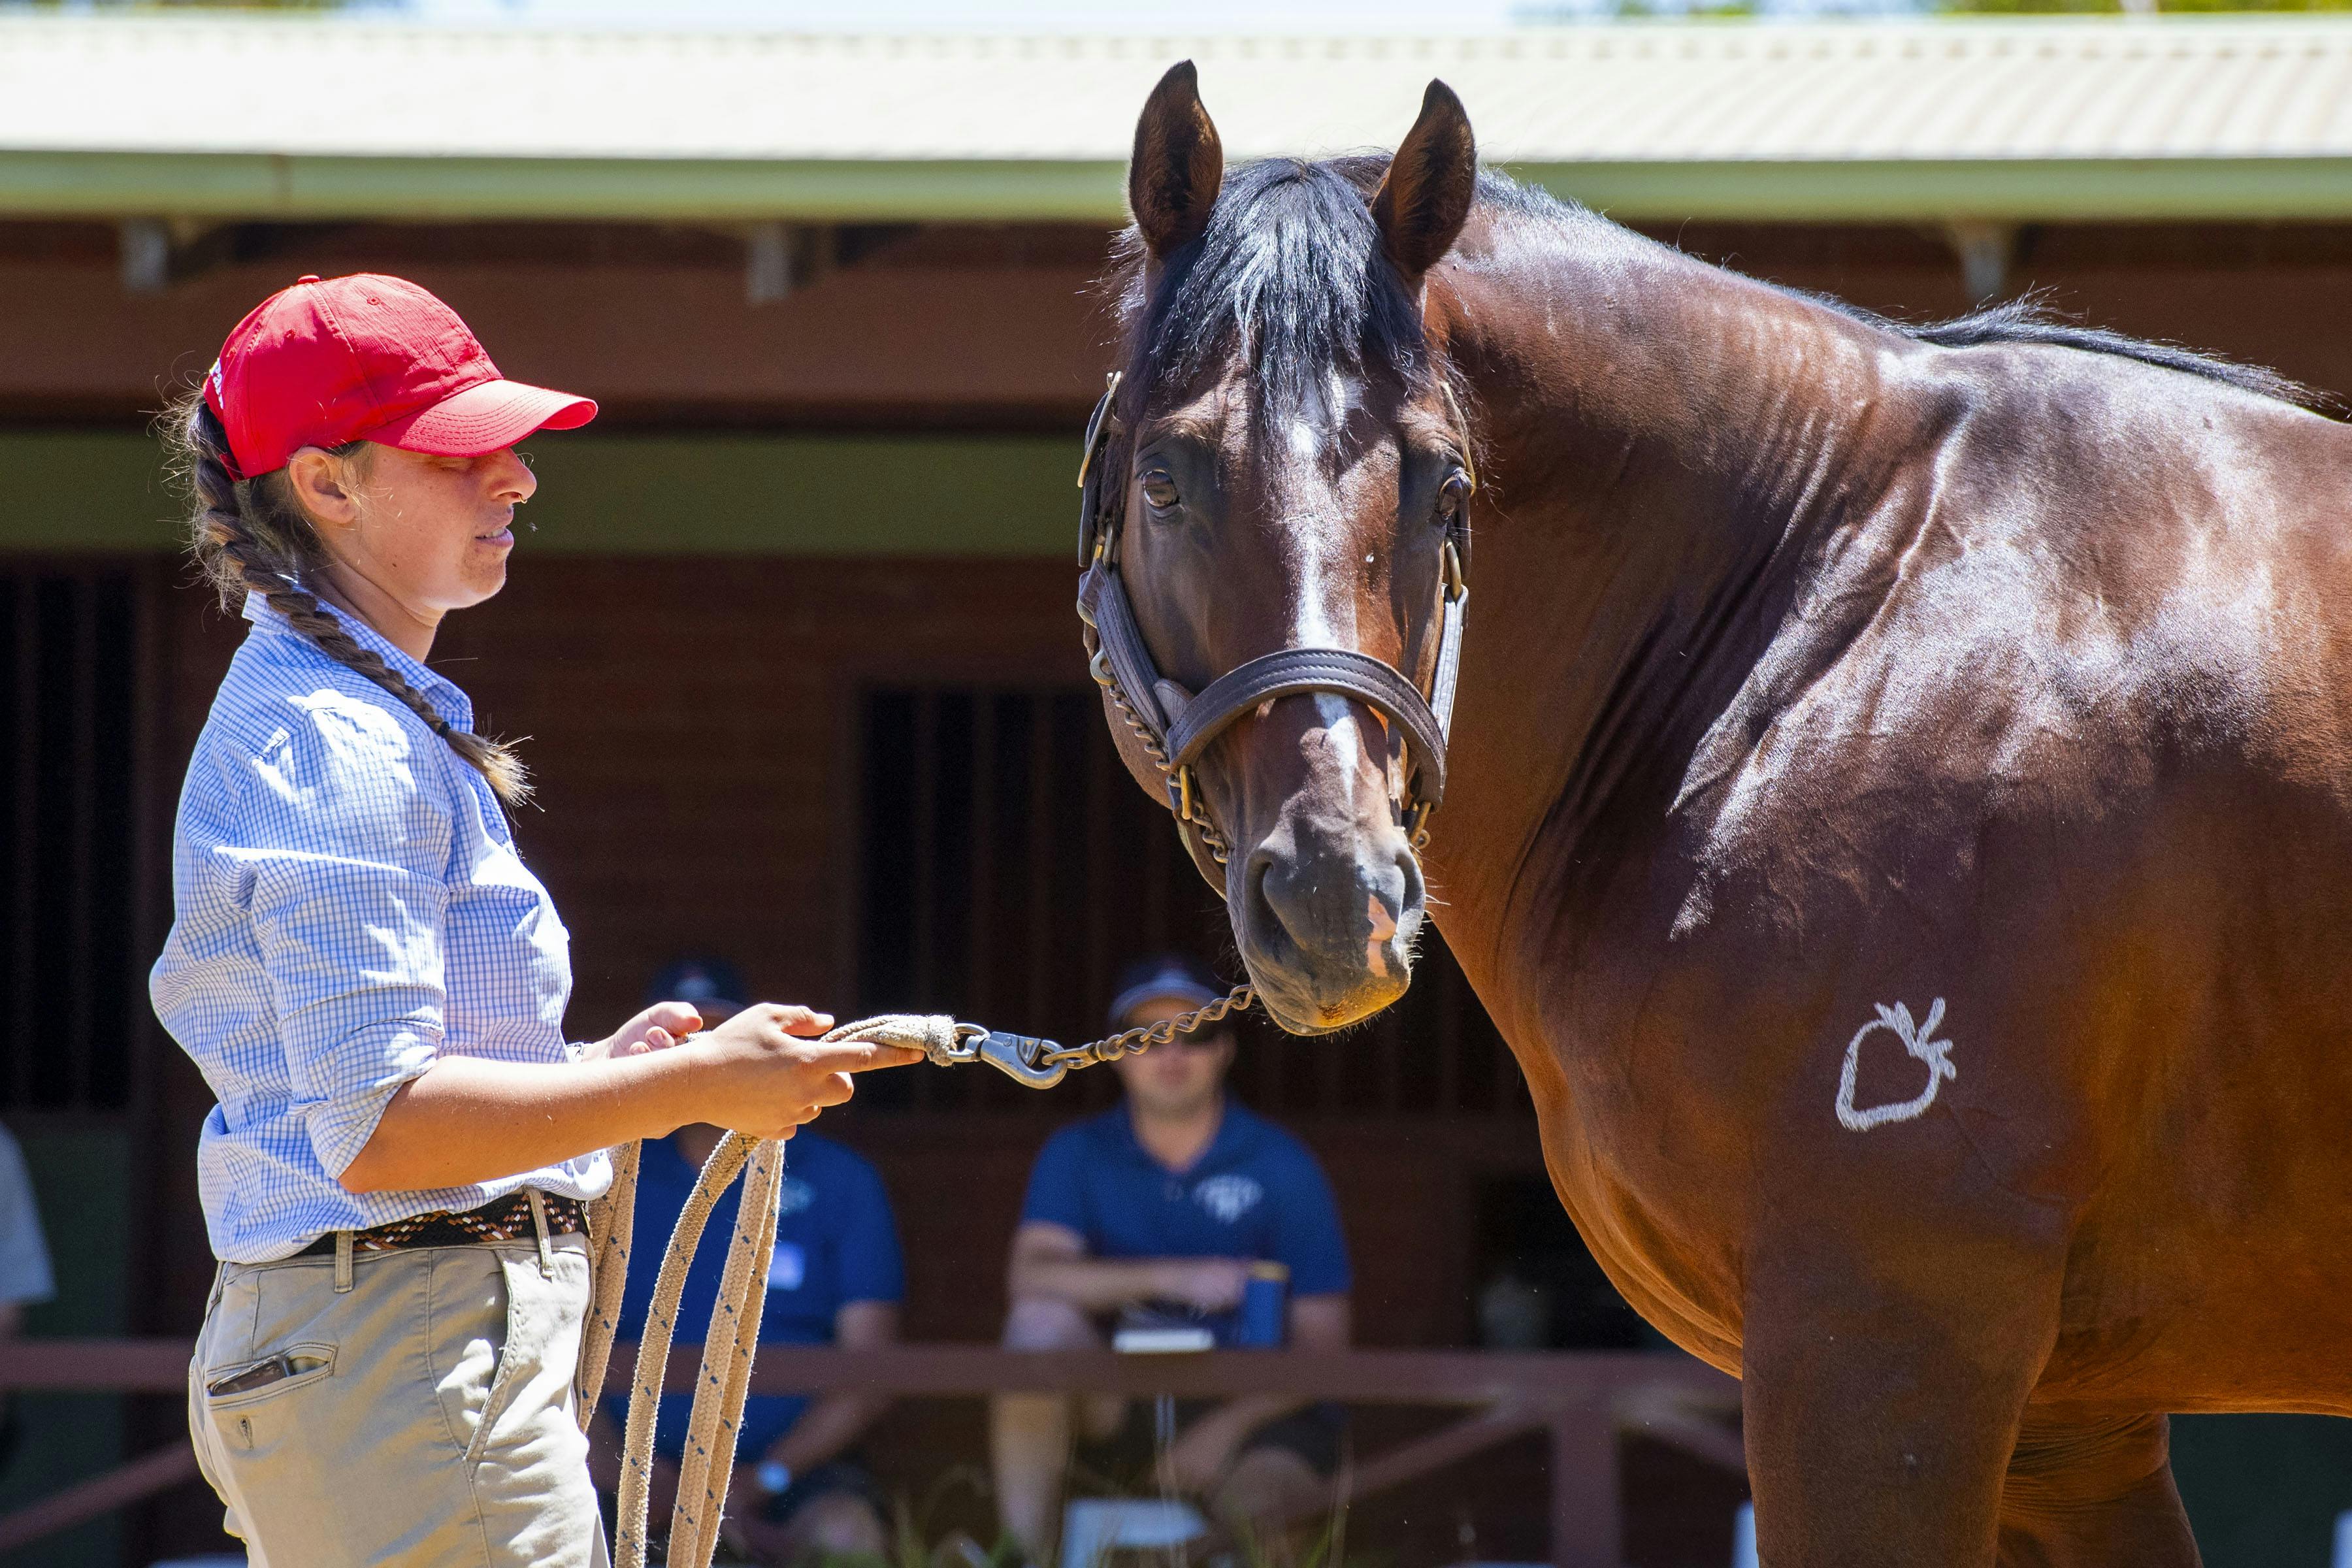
[163,388,532,807]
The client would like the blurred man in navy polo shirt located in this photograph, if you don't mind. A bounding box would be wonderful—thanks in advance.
[588,958,905,1565]
[990,954,1352,1561]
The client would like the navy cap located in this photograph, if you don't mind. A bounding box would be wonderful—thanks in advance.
[1107,953,1227,1031]
[644,955,747,1013]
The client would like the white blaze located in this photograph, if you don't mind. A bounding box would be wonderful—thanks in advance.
[1277,387,1374,831]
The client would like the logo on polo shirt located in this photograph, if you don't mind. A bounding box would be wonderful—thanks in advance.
[1194,1173,1263,1224]
[777,1176,816,1217]
[768,1242,806,1292]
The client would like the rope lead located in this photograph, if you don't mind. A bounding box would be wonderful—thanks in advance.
[581,1015,966,1568]
[579,1000,1247,1568]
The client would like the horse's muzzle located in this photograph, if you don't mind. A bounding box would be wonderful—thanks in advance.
[1235,823,1424,1033]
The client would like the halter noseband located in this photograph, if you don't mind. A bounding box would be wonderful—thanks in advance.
[1075,370,1473,892]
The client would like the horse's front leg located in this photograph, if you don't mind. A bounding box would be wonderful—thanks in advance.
[1741,1189,2071,1567]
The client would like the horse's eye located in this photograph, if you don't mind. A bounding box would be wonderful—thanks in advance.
[1436,470,1470,523]
[1141,469,1181,512]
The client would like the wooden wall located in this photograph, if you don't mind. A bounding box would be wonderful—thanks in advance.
[7,220,2352,436]
[115,551,1562,1556]
[32,210,2352,1561]
[142,557,1550,1353]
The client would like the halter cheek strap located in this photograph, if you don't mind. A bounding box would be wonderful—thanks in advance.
[1075,371,1474,894]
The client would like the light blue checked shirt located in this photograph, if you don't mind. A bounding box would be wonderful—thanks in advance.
[152,593,610,1264]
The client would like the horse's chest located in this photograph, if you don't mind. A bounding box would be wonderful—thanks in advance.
[1507,922,1769,1348]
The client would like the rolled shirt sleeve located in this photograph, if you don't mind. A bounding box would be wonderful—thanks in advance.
[230,694,455,1179]
[155,593,598,1263]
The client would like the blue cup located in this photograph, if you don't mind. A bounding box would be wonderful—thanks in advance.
[1236,1261,1289,1348]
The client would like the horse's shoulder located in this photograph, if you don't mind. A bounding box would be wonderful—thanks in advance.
[1674,523,2077,828]
[1672,488,2352,933]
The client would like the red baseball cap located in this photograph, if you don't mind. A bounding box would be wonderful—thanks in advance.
[203,272,595,480]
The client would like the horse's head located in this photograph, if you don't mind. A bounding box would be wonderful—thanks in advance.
[1082,64,1480,1034]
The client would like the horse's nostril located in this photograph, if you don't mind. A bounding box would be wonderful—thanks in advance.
[1239,831,1423,1030]
[1363,849,1424,975]
[1395,845,1426,922]
[1243,850,1293,951]
[1259,847,1354,968]
[1251,840,1423,966]
[1250,851,1303,951]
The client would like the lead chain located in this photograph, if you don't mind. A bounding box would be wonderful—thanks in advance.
[1038,983,1256,1071]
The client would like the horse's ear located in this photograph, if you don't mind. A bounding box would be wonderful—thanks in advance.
[1129,60,1224,259]
[1373,80,1478,281]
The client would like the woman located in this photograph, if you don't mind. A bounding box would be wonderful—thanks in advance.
[150,272,919,1568]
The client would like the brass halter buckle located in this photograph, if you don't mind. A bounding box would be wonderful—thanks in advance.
[1075,371,1123,565]
[1075,370,1121,493]
[1168,764,1198,823]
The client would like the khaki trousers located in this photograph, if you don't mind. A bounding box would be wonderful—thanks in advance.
[188,1230,608,1568]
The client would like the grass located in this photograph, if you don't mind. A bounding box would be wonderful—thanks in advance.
[752,1464,1385,1568]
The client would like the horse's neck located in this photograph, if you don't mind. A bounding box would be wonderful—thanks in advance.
[1427,210,1911,1015]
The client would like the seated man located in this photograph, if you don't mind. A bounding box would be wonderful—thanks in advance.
[990,954,1353,1562]
[590,957,906,1564]
[0,1118,56,1474]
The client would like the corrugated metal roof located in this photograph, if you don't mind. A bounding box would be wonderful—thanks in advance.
[6,16,2352,221]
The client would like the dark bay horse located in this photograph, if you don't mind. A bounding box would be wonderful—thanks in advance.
[1084,61,2352,1567]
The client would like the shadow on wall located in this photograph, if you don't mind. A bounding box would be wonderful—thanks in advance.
[1,1124,133,1568]
[2173,1414,2352,1568]
[1473,1173,1663,1352]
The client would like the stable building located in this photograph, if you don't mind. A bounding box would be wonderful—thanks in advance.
[4,15,2351,1565]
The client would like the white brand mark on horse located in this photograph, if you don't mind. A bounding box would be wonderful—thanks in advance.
[1835,998,1957,1131]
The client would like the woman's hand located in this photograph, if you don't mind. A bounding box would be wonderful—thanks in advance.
[688,1004,923,1140]
[580,1000,704,1063]
[338,1000,921,1194]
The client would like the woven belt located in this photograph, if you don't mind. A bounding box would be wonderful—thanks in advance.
[299,1190,586,1257]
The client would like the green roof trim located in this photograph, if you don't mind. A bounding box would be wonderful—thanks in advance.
[1524,157,2352,223]
[11,148,2352,225]
[0,151,1132,224]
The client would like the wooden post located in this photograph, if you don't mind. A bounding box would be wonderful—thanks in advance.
[1548,1407,1621,1568]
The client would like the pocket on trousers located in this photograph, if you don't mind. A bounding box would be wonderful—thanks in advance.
[203,1343,336,1407]
[461,1245,590,1467]
[448,1252,519,1464]
[194,1266,345,1460]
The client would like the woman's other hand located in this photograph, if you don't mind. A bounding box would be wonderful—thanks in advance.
[693,1004,923,1140]
[580,1000,704,1062]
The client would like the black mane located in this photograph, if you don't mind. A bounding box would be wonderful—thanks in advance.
[1113,157,2316,416]
[1859,295,2316,408]
[1490,171,2319,409]
[1113,155,1428,424]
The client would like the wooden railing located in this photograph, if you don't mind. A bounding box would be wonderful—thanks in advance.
[0,1341,1743,1567]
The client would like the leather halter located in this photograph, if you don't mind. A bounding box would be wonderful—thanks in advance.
[1075,370,1474,894]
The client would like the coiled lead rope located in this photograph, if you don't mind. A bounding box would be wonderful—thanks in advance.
[577,990,1254,1568]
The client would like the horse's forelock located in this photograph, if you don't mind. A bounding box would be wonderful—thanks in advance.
[1110,155,1431,430]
